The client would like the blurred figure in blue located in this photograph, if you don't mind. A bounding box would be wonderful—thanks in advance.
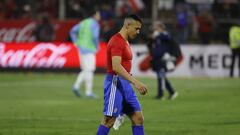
[70,8,101,98]
[229,23,240,78]
[149,21,183,100]
[175,2,188,44]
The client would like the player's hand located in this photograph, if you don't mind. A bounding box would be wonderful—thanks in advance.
[133,80,148,95]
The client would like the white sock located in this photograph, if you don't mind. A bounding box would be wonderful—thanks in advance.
[85,71,93,95]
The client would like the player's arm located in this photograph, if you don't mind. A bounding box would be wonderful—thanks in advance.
[70,24,80,43]
[91,21,100,50]
[112,56,148,95]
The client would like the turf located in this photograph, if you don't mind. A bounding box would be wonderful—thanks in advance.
[0,73,239,135]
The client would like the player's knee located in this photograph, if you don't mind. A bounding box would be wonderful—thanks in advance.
[132,115,144,125]
[101,116,115,128]
[138,115,144,124]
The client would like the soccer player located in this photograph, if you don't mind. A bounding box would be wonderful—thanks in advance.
[70,8,101,98]
[96,14,148,135]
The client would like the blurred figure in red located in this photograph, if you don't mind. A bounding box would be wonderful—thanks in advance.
[196,10,214,44]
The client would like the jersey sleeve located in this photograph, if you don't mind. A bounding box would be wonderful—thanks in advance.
[70,23,80,43]
[91,20,100,49]
[110,39,124,57]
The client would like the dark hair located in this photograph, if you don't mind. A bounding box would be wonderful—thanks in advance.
[126,14,142,23]
[88,6,99,17]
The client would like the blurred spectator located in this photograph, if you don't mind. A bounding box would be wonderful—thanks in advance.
[115,0,145,17]
[21,4,32,19]
[212,1,240,19]
[33,13,55,42]
[0,1,4,20]
[0,0,239,44]
[115,0,132,17]
[5,0,20,19]
[36,0,58,18]
[100,3,116,42]
[175,2,188,44]
[100,3,114,20]
[212,1,240,43]
[159,0,174,10]
[196,10,214,44]
[66,0,85,19]
[101,19,116,42]
[229,23,240,78]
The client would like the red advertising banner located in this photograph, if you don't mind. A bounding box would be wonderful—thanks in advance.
[0,20,78,42]
[0,42,107,69]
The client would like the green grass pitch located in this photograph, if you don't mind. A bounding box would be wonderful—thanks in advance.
[0,73,239,135]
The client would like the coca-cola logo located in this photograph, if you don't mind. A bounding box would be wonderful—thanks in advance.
[0,23,35,42]
[0,43,71,68]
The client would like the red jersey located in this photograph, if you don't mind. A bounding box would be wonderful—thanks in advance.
[107,33,133,74]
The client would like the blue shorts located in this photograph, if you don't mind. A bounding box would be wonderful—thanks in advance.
[103,74,142,117]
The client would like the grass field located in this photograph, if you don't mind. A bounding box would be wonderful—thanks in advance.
[0,72,239,135]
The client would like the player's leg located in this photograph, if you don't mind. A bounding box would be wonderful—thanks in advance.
[119,77,145,135]
[165,77,178,99]
[72,72,84,96]
[96,75,123,134]
[72,53,85,96]
[128,111,145,135]
[96,116,116,135]
[82,53,97,97]
[73,71,84,89]
[156,70,165,99]
[85,71,94,96]
[237,48,240,77]
[230,49,236,77]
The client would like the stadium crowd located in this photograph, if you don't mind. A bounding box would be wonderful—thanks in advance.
[0,0,239,44]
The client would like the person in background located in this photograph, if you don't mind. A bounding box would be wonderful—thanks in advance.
[149,21,183,100]
[96,14,148,135]
[196,10,214,45]
[229,23,240,78]
[33,13,55,42]
[70,8,101,98]
[175,2,188,44]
